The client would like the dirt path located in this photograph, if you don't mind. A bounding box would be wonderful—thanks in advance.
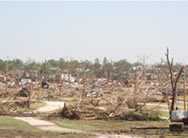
[34,101,65,113]
[15,117,83,133]
[15,101,82,133]
[14,101,142,137]
[15,116,141,137]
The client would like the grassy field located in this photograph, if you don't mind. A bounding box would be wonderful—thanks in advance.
[0,116,93,138]
[52,119,188,138]
[53,119,169,133]
[0,116,40,131]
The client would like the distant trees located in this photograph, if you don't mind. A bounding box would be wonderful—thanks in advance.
[113,59,131,80]
[93,58,102,78]
[0,58,132,81]
[102,57,113,80]
[0,59,6,72]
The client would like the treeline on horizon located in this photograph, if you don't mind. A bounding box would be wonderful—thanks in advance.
[0,57,183,80]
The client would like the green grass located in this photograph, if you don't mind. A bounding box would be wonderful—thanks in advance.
[0,116,40,132]
[0,116,94,138]
[53,119,169,133]
[52,119,188,137]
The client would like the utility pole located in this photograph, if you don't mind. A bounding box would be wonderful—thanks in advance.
[45,60,50,101]
[5,57,9,95]
[183,68,187,111]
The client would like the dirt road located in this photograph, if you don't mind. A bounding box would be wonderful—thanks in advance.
[15,117,83,133]
[14,101,81,133]
[34,101,65,113]
[15,101,142,137]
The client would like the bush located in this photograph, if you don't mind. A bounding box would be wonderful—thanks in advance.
[120,111,145,121]
[119,110,161,121]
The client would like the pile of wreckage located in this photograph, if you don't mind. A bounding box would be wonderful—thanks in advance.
[0,68,167,119]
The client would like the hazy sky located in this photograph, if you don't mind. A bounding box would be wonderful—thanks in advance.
[0,1,188,63]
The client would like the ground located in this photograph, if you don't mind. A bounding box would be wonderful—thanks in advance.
[52,119,168,133]
[51,119,188,138]
[0,96,188,138]
[0,116,92,138]
[1,114,188,137]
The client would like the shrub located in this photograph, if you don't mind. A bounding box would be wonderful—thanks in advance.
[119,110,161,121]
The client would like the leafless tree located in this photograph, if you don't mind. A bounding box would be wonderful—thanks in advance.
[165,48,184,118]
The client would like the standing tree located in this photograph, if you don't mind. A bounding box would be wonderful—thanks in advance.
[165,48,184,118]
[102,57,113,81]
[113,59,131,81]
[93,58,102,78]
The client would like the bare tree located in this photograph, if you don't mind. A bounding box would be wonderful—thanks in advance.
[165,48,184,118]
